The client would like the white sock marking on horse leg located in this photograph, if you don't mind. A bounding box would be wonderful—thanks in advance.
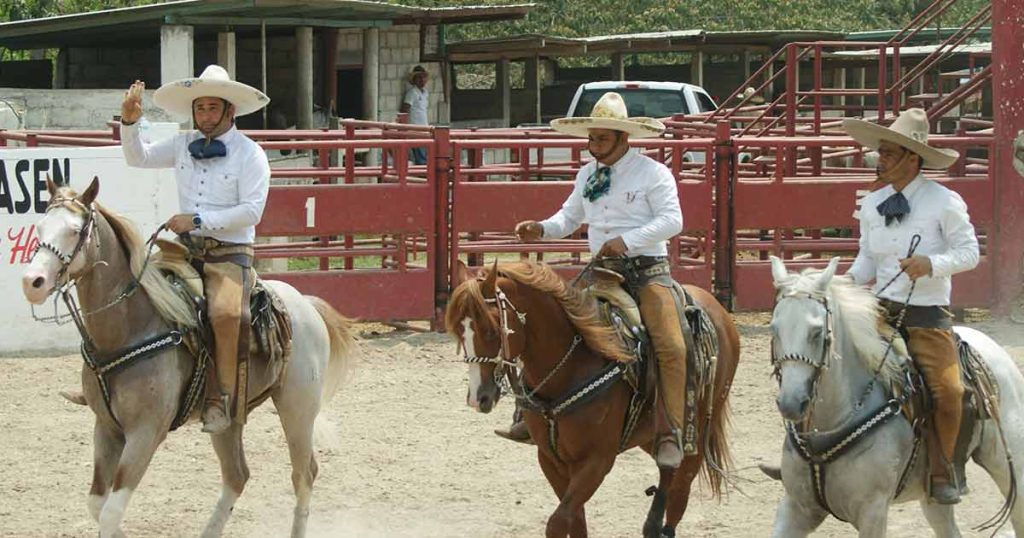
[201,486,240,538]
[463,319,482,408]
[88,493,106,522]
[98,488,133,538]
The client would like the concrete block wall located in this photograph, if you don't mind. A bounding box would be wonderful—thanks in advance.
[0,89,175,130]
[337,26,444,124]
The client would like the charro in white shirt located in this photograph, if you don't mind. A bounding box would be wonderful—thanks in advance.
[121,122,271,245]
[849,174,979,305]
[540,150,683,256]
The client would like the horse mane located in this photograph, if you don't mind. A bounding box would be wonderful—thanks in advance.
[775,268,905,385]
[447,261,633,363]
[94,203,199,329]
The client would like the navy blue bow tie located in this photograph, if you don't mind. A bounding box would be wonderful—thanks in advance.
[876,191,910,226]
[188,138,227,160]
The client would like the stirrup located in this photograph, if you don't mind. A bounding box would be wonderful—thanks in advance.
[655,433,683,469]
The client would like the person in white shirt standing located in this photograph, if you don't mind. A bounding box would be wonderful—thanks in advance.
[400,65,430,165]
[844,108,979,504]
[119,65,272,435]
[513,92,688,469]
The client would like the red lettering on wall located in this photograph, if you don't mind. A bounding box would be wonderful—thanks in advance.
[7,225,39,265]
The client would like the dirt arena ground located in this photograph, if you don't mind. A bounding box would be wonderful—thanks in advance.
[2,313,1022,537]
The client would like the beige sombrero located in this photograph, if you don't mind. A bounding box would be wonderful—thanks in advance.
[842,108,958,169]
[154,65,270,118]
[551,92,665,139]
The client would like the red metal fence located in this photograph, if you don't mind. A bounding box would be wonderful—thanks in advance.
[0,114,1010,324]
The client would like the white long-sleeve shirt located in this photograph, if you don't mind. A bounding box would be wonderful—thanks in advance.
[121,121,271,244]
[540,151,683,257]
[849,175,979,305]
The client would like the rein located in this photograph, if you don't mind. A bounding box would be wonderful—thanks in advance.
[772,236,924,519]
[31,205,200,431]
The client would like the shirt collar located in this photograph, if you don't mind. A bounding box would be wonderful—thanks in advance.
[878,172,926,199]
[599,148,636,172]
[193,125,238,145]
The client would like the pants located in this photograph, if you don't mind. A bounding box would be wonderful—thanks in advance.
[191,238,255,424]
[410,147,427,165]
[638,282,688,439]
[907,326,964,479]
[882,300,963,480]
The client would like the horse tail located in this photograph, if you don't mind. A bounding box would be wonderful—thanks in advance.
[306,295,358,405]
[700,315,740,500]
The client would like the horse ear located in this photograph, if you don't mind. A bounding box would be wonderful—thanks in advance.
[78,176,100,206]
[45,174,58,196]
[769,255,788,287]
[815,256,841,292]
[452,260,471,288]
[481,258,498,296]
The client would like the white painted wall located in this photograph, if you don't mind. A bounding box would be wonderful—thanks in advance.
[0,144,179,356]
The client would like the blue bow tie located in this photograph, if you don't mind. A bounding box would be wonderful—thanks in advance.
[583,166,612,202]
[876,191,910,226]
[188,138,227,160]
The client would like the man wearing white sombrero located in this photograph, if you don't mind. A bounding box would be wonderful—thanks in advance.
[119,65,272,434]
[512,92,690,469]
[845,108,979,504]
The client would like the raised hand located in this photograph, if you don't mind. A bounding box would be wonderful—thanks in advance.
[121,80,145,124]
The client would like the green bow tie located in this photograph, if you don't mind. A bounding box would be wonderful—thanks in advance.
[583,166,611,202]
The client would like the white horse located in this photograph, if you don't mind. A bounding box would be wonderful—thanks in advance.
[766,256,1024,537]
[21,178,357,538]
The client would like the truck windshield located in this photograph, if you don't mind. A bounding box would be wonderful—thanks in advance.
[572,88,689,118]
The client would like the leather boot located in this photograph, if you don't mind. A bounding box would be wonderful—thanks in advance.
[930,469,961,505]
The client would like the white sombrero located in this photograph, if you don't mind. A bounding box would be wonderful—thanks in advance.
[550,92,665,139]
[842,108,958,169]
[154,65,270,118]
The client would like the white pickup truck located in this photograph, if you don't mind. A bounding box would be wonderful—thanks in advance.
[532,81,718,167]
[566,80,718,120]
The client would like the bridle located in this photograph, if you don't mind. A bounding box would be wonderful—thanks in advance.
[462,285,527,390]
[33,196,98,292]
[770,290,837,420]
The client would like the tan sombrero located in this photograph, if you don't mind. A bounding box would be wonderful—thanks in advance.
[154,65,270,118]
[551,92,665,139]
[407,65,428,84]
[842,108,958,169]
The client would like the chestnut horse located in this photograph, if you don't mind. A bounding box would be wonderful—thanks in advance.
[447,261,740,538]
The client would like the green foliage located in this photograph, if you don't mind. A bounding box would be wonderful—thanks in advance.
[394,0,989,42]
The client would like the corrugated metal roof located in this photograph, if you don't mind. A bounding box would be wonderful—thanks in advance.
[446,28,847,61]
[831,41,991,58]
[0,0,533,49]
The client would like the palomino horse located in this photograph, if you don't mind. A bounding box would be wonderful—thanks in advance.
[21,178,357,538]
[767,256,1024,537]
[446,261,740,538]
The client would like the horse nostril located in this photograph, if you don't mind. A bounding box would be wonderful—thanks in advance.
[31,276,45,289]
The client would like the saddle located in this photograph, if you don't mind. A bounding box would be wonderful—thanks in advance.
[887,327,1001,493]
[583,267,719,455]
[153,239,294,411]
